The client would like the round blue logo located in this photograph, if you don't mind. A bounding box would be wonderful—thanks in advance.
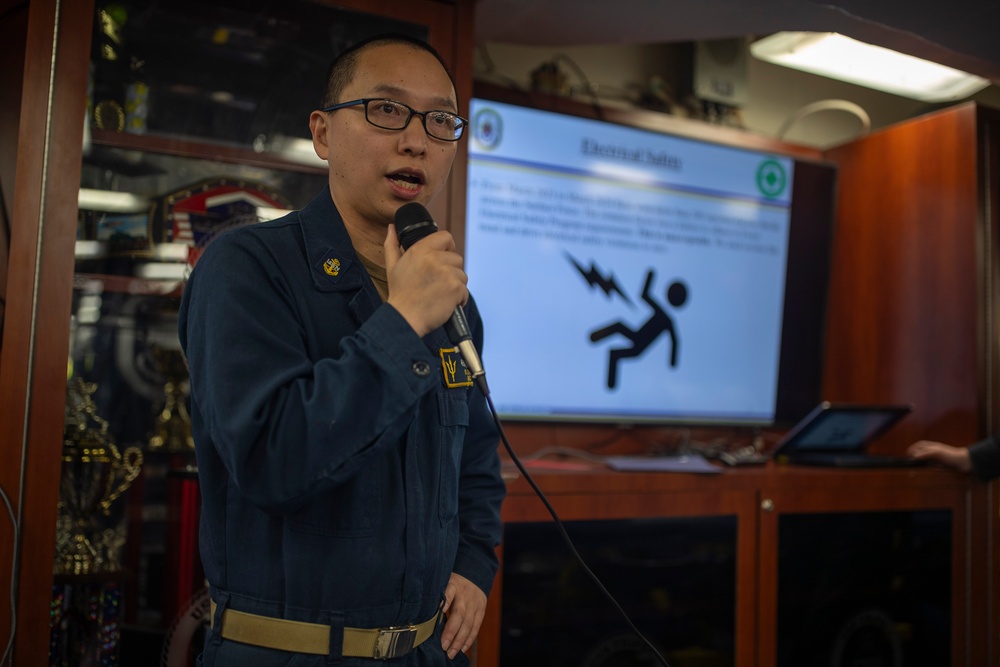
[472,108,503,150]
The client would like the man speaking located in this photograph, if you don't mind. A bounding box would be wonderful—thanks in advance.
[179,33,505,666]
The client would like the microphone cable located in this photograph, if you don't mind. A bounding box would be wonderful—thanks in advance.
[482,391,672,667]
[1,483,18,666]
[393,201,669,664]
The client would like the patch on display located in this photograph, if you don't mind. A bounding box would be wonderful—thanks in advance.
[157,178,292,269]
[439,348,473,388]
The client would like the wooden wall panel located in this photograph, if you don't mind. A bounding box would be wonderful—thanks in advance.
[0,0,94,663]
[0,0,56,658]
[822,103,999,663]
[823,103,982,453]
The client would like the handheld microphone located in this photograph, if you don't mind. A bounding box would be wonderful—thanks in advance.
[394,202,489,396]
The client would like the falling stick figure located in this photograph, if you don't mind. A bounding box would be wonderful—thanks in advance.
[589,269,688,389]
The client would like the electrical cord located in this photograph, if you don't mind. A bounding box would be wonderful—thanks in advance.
[776,99,871,141]
[483,392,672,667]
[474,42,527,92]
[551,53,605,121]
[1,484,18,665]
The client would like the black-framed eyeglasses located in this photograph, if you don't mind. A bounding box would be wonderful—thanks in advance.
[322,98,468,141]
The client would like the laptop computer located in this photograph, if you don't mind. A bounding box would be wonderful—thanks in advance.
[772,401,923,467]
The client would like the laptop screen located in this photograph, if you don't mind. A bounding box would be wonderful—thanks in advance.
[775,402,913,454]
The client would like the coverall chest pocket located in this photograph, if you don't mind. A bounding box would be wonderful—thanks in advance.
[436,392,469,526]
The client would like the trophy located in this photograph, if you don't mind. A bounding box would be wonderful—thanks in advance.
[55,378,143,575]
[148,346,195,452]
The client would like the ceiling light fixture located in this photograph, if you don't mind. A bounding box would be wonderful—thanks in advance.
[750,32,990,102]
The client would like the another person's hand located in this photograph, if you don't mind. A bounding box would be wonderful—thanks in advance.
[384,224,468,337]
[907,440,972,473]
[440,572,487,660]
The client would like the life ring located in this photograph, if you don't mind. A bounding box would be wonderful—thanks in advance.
[160,586,211,667]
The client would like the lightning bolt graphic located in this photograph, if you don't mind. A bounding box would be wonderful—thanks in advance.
[566,254,633,304]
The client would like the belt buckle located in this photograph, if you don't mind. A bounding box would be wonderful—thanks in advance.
[374,624,418,660]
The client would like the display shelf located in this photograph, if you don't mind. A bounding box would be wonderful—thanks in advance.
[73,273,184,298]
[89,128,327,175]
[53,569,135,586]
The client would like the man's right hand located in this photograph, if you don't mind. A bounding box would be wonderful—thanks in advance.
[906,440,972,473]
[384,224,468,337]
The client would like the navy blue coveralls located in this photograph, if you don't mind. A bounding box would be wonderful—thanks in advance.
[178,187,506,665]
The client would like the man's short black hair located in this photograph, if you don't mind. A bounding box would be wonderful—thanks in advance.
[321,33,452,109]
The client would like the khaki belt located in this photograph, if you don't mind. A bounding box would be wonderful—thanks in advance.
[210,600,440,660]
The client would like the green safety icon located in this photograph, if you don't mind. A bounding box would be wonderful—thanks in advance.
[756,159,787,198]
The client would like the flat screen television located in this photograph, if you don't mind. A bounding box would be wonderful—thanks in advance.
[463,87,837,426]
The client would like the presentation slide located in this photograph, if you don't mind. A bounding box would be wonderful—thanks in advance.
[464,99,796,423]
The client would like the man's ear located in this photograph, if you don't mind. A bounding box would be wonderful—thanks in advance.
[308,110,330,160]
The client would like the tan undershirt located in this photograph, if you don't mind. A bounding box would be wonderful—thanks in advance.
[357,252,388,302]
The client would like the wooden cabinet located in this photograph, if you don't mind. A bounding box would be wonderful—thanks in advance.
[476,463,983,667]
[820,102,999,451]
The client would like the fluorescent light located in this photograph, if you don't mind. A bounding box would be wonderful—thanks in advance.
[78,188,149,213]
[751,32,990,102]
[150,243,190,261]
[135,262,188,280]
[136,262,188,280]
[257,206,292,222]
[74,240,107,259]
[264,135,328,168]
